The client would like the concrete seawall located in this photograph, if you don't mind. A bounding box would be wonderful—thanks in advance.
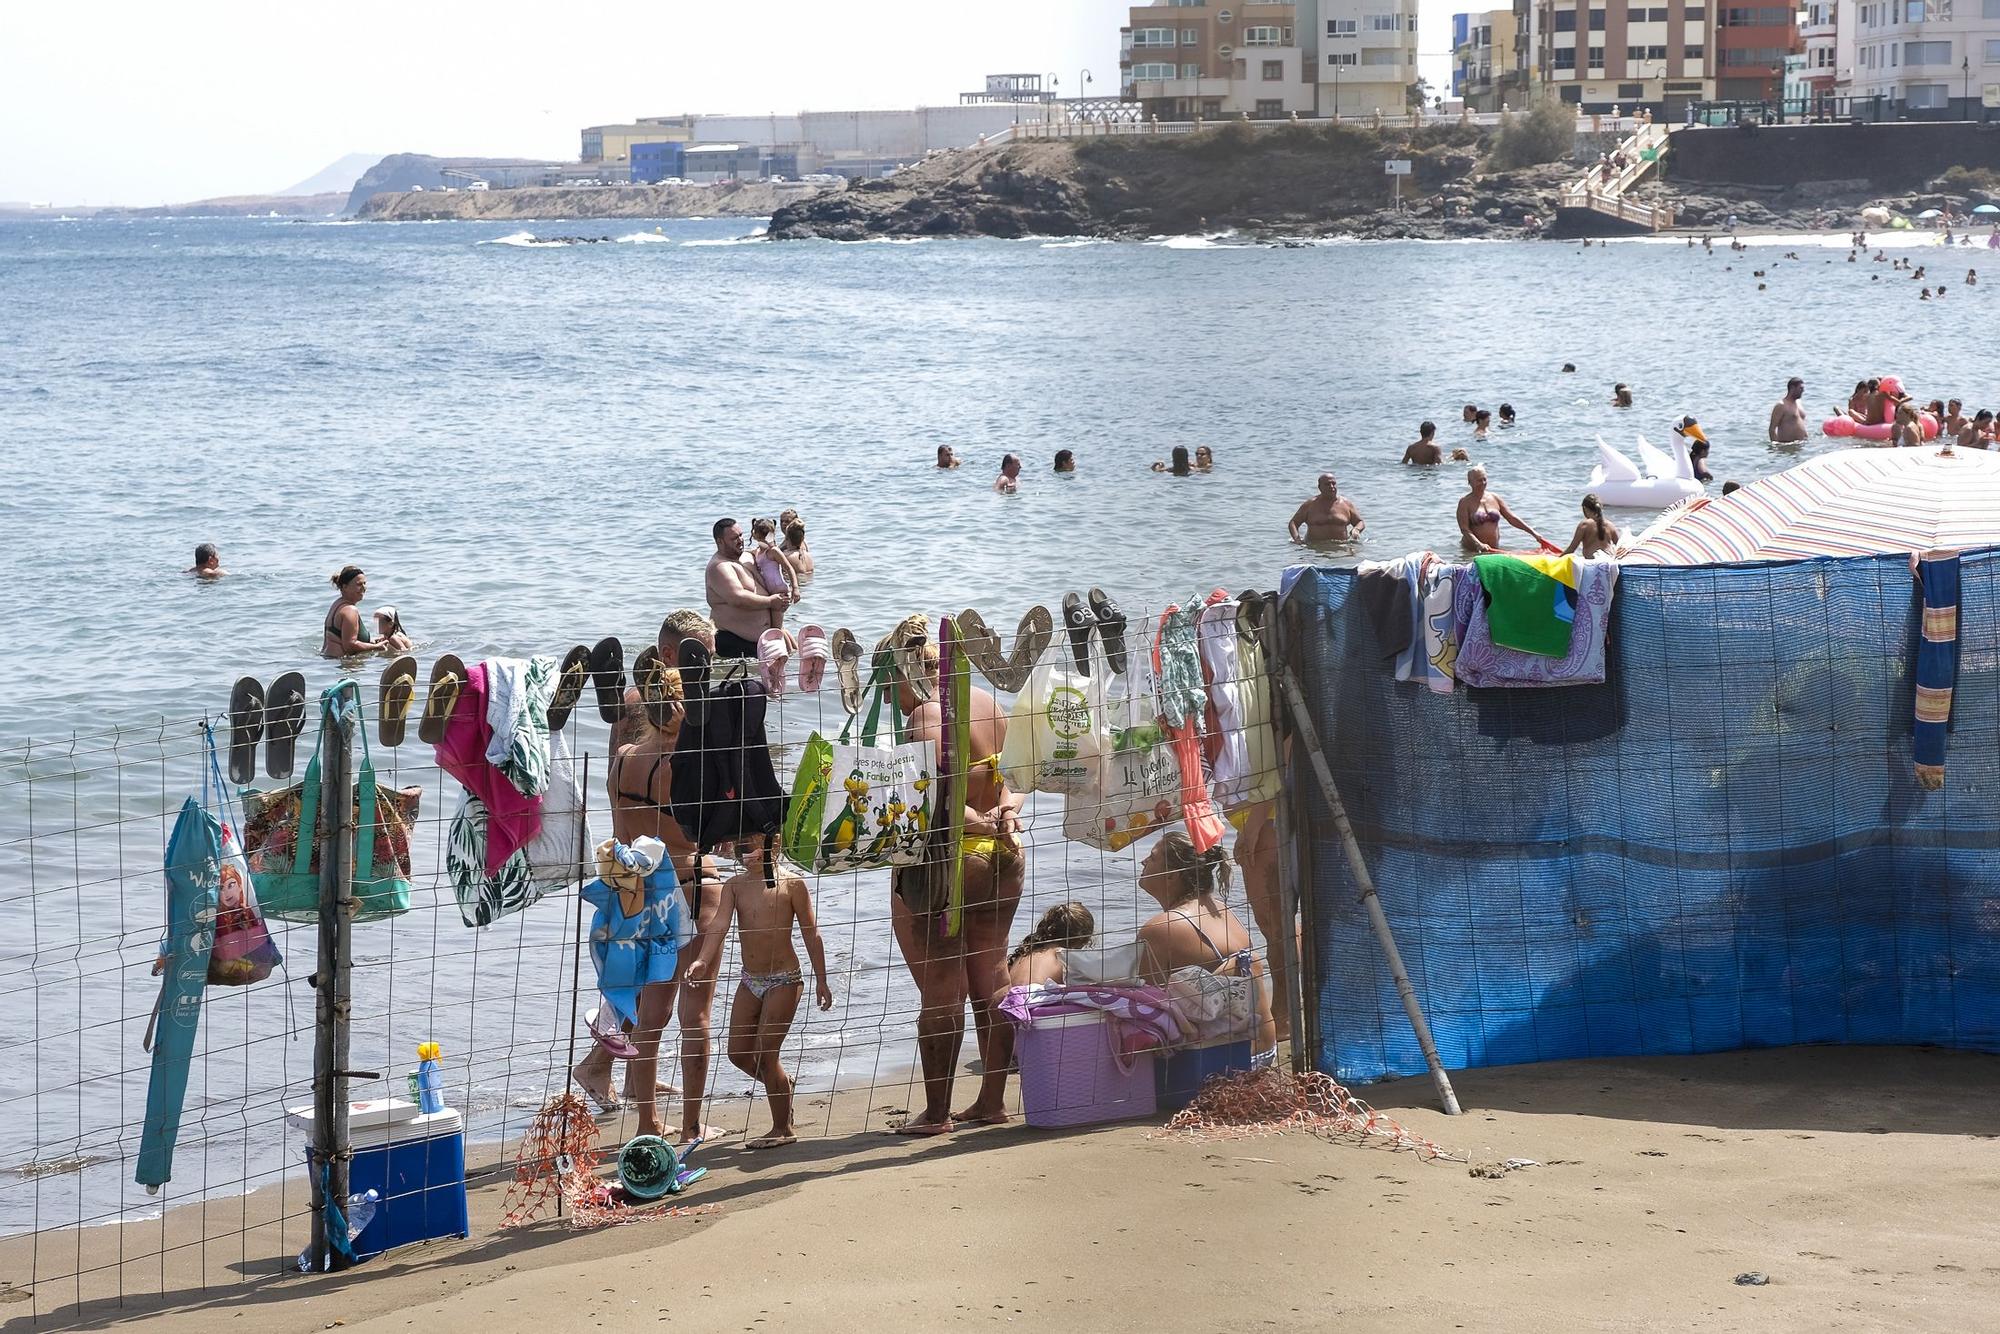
[1669,121,2000,190]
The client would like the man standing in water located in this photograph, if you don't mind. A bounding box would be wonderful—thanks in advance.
[706,518,789,658]
[1287,473,1365,543]
[1768,376,1808,444]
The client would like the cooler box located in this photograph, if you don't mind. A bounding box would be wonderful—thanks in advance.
[1156,1039,1253,1111]
[1014,1004,1158,1129]
[286,1098,469,1259]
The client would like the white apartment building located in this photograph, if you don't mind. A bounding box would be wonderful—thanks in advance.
[1801,0,1838,109]
[1122,3,1315,119]
[1310,0,1424,115]
[1847,0,2000,112]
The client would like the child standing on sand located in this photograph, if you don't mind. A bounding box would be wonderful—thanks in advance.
[713,843,832,1149]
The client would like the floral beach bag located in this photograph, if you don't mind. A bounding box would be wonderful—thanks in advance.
[783,667,936,875]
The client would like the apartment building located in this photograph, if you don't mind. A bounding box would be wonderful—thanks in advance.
[1536,0,1717,112]
[1800,0,1838,110]
[1454,8,1519,109]
[1509,0,1545,105]
[1714,4,1800,100]
[1121,2,1315,118]
[1847,0,2000,114]
[1314,0,1423,115]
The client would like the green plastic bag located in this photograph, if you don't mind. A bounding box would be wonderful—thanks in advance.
[781,669,935,875]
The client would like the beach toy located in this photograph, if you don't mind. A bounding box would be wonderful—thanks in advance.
[617,1134,707,1201]
[1586,435,1704,509]
[416,1042,445,1114]
[1823,413,1939,442]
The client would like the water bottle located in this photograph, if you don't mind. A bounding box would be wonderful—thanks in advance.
[416,1041,445,1114]
[295,1188,381,1270]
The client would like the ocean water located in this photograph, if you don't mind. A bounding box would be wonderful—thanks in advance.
[0,214,1994,1249]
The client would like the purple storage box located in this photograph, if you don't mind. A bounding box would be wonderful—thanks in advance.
[1014,1003,1158,1129]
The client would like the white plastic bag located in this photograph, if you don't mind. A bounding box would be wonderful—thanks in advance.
[1062,672,1180,852]
[998,653,1101,797]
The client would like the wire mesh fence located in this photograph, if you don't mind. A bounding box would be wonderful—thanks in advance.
[0,588,1297,1319]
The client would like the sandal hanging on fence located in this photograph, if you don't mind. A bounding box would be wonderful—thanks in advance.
[263,672,306,779]
[587,637,625,725]
[546,645,590,733]
[419,654,466,745]
[378,655,418,747]
[227,676,264,785]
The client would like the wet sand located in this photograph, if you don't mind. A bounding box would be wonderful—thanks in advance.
[6,1045,1998,1332]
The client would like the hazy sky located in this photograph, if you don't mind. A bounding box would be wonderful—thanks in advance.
[0,1,1463,204]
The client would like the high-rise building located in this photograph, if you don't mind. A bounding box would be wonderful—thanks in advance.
[1312,0,1423,115]
[1120,1,1316,119]
[1846,0,1998,116]
[1508,0,1546,105]
[1454,8,1519,109]
[1535,0,1718,113]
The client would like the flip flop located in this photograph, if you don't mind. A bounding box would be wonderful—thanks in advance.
[677,637,713,728]
[746,1133,798,1150]
[378,655,418,748]
[633,646,679,730]
[891,619,934,704]
[262,671,306,779]
[227,677,264,786]
[1089,588,1128,677]
[587,1005,642,1060]
[1061,592,1093,676]
[757,629,790,697]
[418,654,466,746]
[546,645,590,733]
[890,1118,953,1138]
[961,606,1051,694]
[588,637,625,725]
[796,625,830,693]
[829,628,864,714]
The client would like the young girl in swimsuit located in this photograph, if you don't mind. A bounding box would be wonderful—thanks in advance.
[1004,902,1095,989]
[1564,494,1620,559]
[748,518,801,635]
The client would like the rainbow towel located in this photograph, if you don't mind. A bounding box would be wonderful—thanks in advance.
[1472,554,1579,658]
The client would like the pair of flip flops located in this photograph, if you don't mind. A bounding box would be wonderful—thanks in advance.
[227,672,308,785]
[955,606,1056,694]
[1060,589,1129,677]
[379,646,590,747]
[796,625,831,695]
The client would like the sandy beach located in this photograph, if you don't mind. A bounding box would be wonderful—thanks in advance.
[8,1044,1996,1333]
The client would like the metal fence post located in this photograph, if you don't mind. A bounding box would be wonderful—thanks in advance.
[1267,592,1311,1072]
[310,692,356,1271]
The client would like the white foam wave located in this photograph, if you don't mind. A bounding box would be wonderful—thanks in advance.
[478,231,571,248]
[614,231,674,244]
[681,234,764,247]
[1040,238,1108,249]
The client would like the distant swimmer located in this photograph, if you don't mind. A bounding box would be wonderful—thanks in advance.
[1193,446,1214,472]
[1152,445,1194,476]
[1942,400,1969,440]
[1461,404,1480,423]
[1052,449,1076,473]
[186,543,226,579]
[322,566,386,659]
[936,445,961,469]
[1456,467,1547,554]
[1287,473,1364,544]
[1961,410,1996,449]
[1561,362,1576,373]
[1498,403,1516,426]
[993,453,1022,494]
[1403,420,1443,465]
[1768,377,1808,444]
[1474,408,1492,440]
[1611,382,1634,408]
[1563,494,1620,558]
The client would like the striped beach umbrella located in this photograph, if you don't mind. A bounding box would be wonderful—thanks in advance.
[1620,446,2000,565]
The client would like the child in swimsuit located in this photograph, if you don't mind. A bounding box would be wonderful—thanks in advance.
[712,842,832,1150]
[748,518,800,636]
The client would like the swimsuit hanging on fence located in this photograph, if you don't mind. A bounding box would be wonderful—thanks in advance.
[1154,594,1228,853]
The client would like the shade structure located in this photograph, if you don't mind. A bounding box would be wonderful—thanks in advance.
[1974,204,2000,215]
[1620,445,2000,565]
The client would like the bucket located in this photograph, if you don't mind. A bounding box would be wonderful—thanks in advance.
[1015,1004,1158,1129]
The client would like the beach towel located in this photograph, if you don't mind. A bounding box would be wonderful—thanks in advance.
[1473,553,1580,658]
[1913,554,1960,790]
[999,982,1183,1057]
[1354,557,1418,660]
[1420,564,1459,694]
[1154,595,1229,854]
[436,661,545,875]
[483,655,556,799]
[1455,558,1618,688]
[580,838,685,1028]
[137,795,220,1192]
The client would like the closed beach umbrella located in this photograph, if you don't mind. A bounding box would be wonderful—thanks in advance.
[1973,204,2000,215]
[1620,446,2000,565]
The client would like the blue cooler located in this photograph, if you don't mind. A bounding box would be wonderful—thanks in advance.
[287,1099,469,1259]
[1156,1039,1253,1111]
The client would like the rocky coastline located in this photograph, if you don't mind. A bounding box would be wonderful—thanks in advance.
[356,178,828,222]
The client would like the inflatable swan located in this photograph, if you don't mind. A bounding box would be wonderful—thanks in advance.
[1587,434,1705,508]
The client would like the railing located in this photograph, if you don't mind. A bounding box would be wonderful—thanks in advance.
[1011,109,1655,142]
[1558,122,1672,228]
[1562,191,1676,230]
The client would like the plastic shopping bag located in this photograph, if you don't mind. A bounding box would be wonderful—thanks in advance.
[997,654,1101,797]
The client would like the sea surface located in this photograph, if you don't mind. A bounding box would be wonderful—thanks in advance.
[0,214,1993,1249]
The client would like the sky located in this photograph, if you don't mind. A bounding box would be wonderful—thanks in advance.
[0,1,1464,205]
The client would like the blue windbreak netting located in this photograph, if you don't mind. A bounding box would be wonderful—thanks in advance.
[1289,550,2000,1084]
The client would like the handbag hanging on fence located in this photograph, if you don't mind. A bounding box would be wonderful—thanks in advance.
[240,681,418,923]
[200,726,283,984]
[782,661,936,875]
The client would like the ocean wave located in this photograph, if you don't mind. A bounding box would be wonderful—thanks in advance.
[1040,238,1109,249]
[681,235,764,247]
[614,231,674,244]
[1151,232,1238,249]
[478,231,576,248]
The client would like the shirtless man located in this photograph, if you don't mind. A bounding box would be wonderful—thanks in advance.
[706,518,789,659]
[1402,421,1443,465]
[1768,376,1807,444]
[712,841,833,1150]
[576,609,729,1144]
[1287,473,1365,543]
[888,626,1024,1134]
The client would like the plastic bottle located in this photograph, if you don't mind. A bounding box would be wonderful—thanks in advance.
[416,1041,445,1114]
[295,1188,382,1271]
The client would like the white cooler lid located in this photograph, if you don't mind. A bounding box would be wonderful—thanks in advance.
[285,1098,464,1149]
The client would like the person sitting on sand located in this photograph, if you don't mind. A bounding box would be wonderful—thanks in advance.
[1153,445,1194,477]
[994,453,1023,494]
[321,566,386,658]
[1053,449,1076,474]
[186,543,226,579]
[887,624,1022,1135]
[936,445,961,469]
[373,607,413,654]
[1563,494,1620,559]
[1005,902,1095,989]
[1403,421,1443,465]
[1135,831,1276,1060]
[1456,467,1546,554]
[712,840,832,1151]
[780,517,814,578]
[1611,383,1634,408]
[1288,473,1364,543]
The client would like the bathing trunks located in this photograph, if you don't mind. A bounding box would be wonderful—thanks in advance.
[715,627,758,659]
[741,969,802,999]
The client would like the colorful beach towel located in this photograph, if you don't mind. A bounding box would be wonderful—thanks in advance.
[1454,558,1618,688]
[1913,554,1960,790]
[1473,553,1579,658]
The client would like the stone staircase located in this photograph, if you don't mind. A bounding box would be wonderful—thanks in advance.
[1555,124,1675,235]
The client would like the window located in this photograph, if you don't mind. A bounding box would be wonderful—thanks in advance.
[1366,13,1399,30]
[1628,44,1646,58]
[1685,43,1705,57]
[1988,38,2000,62]
[1243,24,1283,44]
[1255,99,1284,117]
[1183,62,1202,76]
[1262,59,1284,79]
[1560,84,1583,100]
[1987,0,2000,18]
[1362,47,1403,64]
[1130,62,1176,79]
[1721,45,1789,64]
[1588,44,1606,65]
[1685,5,1706,16]
[1721,7,1792,24]
[1554,9,1578,29]
[1182,27,1199,42]
[1326,50,1358,64]
[1649,6,1669,17]
[1327,18,1356,34]
[1589,8,1606,27]
[1628,5,1645,17]
[1620,81,1645,96]
[1646,43,1668,56]
[1904,40,1950,63]
[1132,26,1176,46]
[1906,82,1949,106]
[1908,0,1925,18]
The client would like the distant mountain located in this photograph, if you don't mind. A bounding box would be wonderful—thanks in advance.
[277,153,382,198]
[343,154,567,214]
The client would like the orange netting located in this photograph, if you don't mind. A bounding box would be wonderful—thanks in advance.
[1150,1069,1462,1162]
[499,1092,720,1230]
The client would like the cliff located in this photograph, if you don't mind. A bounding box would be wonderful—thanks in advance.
[356,178,832,222]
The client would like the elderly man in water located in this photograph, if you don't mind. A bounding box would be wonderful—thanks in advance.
[1287,473,1365,543]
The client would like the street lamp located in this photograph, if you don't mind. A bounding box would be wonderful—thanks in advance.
[1963,55,1971,122]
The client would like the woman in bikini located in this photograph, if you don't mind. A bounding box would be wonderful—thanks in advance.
[1564,494,1620,559]
[1136,830,1277,1059]
[1456,466,1547,554]
[889,624,1024,1135]
[321,566,385,658]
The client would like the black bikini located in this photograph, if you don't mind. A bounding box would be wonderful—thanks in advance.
[1172,910,1228,964]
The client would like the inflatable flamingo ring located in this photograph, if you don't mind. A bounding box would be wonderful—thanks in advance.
[1822,374,1941,441]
